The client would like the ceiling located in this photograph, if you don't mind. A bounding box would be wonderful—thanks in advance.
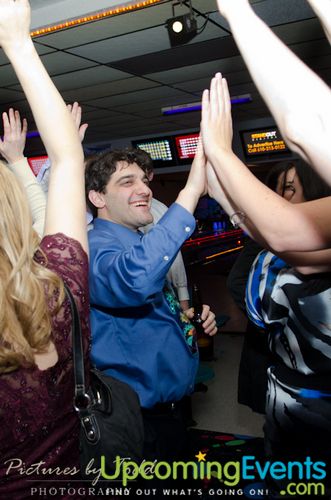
[0,0,330,156]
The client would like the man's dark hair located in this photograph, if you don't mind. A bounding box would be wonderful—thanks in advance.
[85,148,153,217]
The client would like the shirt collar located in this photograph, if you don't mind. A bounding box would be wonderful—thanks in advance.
[93,217,141,243]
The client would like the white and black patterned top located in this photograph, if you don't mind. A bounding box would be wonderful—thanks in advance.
[246,250,331,379]
[245,250,331,461]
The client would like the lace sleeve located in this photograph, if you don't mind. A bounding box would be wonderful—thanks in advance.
[39,233,88,294]
[37,233,90,354]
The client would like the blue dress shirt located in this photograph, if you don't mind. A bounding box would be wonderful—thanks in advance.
[88,203,199,408]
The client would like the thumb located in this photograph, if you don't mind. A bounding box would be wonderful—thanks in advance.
[79,123,88,142]
[183,307,194,319]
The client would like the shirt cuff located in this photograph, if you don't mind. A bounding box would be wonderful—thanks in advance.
[176,286,190,301]
[158,202,196,240]
[8,157,31,175]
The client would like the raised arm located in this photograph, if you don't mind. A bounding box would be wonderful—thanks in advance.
[176,137,207,214]
[201,74,331,254]
[0,108,46,237]
[0,0,86,252]
[216,0,331,184]
[36,102,89,195]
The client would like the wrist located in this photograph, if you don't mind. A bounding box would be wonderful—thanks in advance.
[3,37,34,61]
[6,155,26,166]
[181,184,200,202]
[207,145,235,168]
[176,187,200,214]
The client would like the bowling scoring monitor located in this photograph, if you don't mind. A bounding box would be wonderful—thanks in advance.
[27,155,49,176]
[240,126,290,159]
[174,132,200,160]
[132,136,176,167]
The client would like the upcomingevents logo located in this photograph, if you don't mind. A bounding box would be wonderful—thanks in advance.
[100,453,327,495]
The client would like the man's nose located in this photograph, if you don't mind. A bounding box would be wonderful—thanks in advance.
[137,180,150,195]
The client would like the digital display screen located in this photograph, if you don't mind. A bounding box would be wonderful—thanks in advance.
[241,127,290,157]
[175,133,200,160]
[132,138,173,162]
[27,155,49,176]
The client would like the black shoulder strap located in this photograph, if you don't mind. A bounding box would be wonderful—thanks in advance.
[63,283,90,410]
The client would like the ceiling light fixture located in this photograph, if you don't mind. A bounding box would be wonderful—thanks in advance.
[166,0,197,47]
[30,0,163,37]
[161,95,252,115]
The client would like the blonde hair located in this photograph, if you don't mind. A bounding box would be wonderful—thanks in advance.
[0,162,64,373]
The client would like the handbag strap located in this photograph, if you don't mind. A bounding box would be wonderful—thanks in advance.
[63,283,91,411]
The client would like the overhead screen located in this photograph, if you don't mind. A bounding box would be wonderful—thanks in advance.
[174,133,200,160]
[132,133,200,168]
[27,155,49,176]
[240,126,290,160]
[131,137,176,168]
[132,126,292,169]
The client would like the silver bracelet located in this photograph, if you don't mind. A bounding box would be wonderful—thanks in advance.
[230,211,246,229]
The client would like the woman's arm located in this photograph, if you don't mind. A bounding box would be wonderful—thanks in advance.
[9,158,46,238]
[0,109,46,237]
[207,150,331,272]
[0,0,87,253]
[278,249,331,274]
[216,0,331,184]
[201,74,331,254]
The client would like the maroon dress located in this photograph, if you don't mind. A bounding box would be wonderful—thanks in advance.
[0,234,90,499]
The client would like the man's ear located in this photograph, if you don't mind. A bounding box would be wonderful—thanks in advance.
[88,190,106,209]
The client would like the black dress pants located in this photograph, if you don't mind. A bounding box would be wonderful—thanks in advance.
[142,398,190,462]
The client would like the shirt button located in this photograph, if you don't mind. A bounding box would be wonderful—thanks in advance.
[185,226,191,232]
[163,255,169,261]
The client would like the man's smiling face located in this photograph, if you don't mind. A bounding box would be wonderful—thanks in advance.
[100,161,153,230]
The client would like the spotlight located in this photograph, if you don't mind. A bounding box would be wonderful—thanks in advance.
[172,20,184,33]
[166,1,198,46]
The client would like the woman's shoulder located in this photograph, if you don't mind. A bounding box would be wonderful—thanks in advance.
[36,232,89,298]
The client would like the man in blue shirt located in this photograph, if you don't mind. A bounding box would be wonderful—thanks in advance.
[85,148,217,460]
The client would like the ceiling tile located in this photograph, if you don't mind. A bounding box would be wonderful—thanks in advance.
[0,43,55,66]
[61,76,160,102]
[273,18,325,44]
[148,56,246,85]
[0,88,26,106]
[0,64,21,86]
[85,86,191,109]
[67,25,171,64]
[291,39,331,60]
[109,91,199,114]
[41,51,96,75]
[52,66,131,91]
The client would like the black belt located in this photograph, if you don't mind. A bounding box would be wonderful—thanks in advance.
[142,401,180,416]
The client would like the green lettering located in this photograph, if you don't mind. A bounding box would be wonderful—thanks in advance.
[140,461,154,480]
[100,456,122,480]
[122,461,139,486]
[223,461,240,486]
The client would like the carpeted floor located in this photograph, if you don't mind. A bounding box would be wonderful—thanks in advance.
[186,428,267,499]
